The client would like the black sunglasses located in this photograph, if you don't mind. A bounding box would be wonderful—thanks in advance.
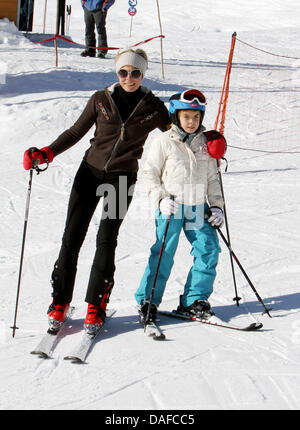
[117,69,142,79]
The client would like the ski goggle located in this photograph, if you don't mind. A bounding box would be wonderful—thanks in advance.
[179,89,206,107]
[169,89,207,115]
[117,69,142,79]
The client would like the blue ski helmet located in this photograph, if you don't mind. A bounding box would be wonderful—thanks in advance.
[169,89,206,131]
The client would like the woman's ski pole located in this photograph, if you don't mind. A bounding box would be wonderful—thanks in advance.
[11,169,35,337]
[11,149,49,337]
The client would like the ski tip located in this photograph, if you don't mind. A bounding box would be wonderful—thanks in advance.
[153,333,166,341]
[47,328,60,336]
[30,351,50,359]
[144,322,166,340]
[64,355,84,364]
[246,322,263,331]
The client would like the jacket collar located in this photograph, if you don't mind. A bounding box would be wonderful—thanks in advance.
[170,124,205,144]
[107,82,149,96]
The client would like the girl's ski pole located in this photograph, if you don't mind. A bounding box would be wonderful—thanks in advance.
[206,209,272,317]
[145,196,174,326]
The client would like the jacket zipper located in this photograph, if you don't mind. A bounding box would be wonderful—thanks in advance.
[103,88,147,172]
[103,123,125,172]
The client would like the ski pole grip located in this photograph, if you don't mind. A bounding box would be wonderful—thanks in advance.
[205,208,212,219]
[168,195,175,220]
[28,147,41,168]
[205,208,220,230]
[29,147,40,153]
[29,147,51,171]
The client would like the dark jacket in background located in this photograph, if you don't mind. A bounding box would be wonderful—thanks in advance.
[81,0,115,11]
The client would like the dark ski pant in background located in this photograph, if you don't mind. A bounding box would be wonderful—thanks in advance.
[83,6,108,54]
[51,161,136,306]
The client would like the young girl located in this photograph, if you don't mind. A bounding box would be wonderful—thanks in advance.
[135,89,225,323]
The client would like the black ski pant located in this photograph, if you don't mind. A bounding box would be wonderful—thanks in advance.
[51,161,136,306]
[83,6,108,54]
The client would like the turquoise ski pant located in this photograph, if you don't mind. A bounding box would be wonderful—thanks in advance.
[135,204,221,307]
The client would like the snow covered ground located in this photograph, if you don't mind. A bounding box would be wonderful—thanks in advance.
[0,0,300,411]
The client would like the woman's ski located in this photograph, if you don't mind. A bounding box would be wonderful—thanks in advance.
[30,306,75,358]
[64,309,116,363]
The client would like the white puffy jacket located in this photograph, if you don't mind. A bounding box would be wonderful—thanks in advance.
[142,125,224,208]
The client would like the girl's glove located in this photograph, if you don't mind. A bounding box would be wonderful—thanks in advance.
[159,197,179,216]
[208,207,224,228]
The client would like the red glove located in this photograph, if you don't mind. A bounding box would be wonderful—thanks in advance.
[204,130,227,159]
[23,146,54,170]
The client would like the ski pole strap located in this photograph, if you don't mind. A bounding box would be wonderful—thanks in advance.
[222,157,228,172]
[29,147,49,174]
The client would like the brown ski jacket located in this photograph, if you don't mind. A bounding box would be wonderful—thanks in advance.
[50,83,170,172]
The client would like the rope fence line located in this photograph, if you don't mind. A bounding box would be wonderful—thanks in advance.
[236,37,300,60]
[33,33,165,66]
[30,31,300,154]
[215,33,300,155]
[228,145,300,154]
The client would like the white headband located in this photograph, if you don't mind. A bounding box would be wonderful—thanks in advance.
[115,51,148,76]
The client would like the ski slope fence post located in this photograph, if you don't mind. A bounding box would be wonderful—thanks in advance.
[128,0,137,38]
[214,32,240,305]
[54,36,58,67]
[155,0,165,79]
[56,0,60,35]
[43,0,47,34]
[214,31,236,134]
[129,16,133,38]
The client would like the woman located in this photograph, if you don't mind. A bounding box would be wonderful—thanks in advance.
[23,48,170,332]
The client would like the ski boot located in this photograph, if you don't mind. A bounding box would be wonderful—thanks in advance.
[80,48,96,57]
[47,303,70,332]
[176,295,214,319]
[97,51,106,59]
[84,280,113,334]
[138,300,158,324]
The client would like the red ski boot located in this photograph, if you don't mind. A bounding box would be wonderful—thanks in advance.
[84,304,105,328]
[84,280,113,334]
[48,303,70,331]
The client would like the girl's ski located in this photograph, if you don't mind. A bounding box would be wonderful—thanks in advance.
[144,321,166,340]
[158,310,263,332]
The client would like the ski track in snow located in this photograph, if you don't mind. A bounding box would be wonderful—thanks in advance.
[1,0,300,411]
